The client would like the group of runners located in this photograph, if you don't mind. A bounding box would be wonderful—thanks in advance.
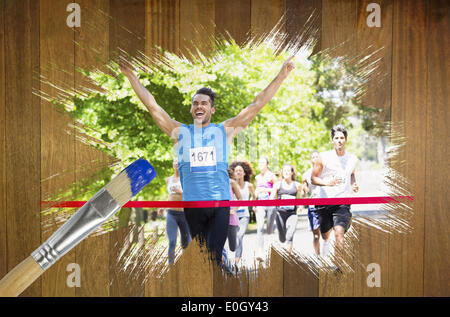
[120,55,359,269]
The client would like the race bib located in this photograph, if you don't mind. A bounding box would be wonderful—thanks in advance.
[169,184,182,195]
[280,194,296,210]
[258,192,270,199]
[190,146,217,173]
[334,171,347,187]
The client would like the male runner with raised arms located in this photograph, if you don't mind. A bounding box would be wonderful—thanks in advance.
[311,125,359,261]
[120,56,295,264]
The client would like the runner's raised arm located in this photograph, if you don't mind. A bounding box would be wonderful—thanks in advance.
[223,56,295,137]
[120,57,181,141]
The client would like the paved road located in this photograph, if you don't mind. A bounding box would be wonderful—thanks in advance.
[224,208,389,269]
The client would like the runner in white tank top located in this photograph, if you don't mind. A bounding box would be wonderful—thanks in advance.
[311,125,359,264]
[254,156,277,262]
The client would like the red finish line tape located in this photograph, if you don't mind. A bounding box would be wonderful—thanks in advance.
[42,196,414,208]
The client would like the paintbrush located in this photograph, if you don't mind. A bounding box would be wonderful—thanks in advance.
[0,158,156,297]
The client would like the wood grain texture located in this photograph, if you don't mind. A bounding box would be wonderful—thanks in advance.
[108,0,147,297]
[321,0,357,57]
[0,0,7,283]
[424,0,449,297]
[248,247,283,296]
[215,0,251,45]
[353,222,389,296]
[74,0,111,297]
[39,0,76,297]
[146,0,180,56]
[353,0,393,297]
[285,0,322,54]
[319,228,359,297]
[109,0,146,61]
[75,233,110,296]
[213,262,250,296]
[147,252,179,296]
[175,239,214,296]
[389,0,427,296]
[150,239,214,296]
[109,225,146,296]
[179,0,215,58]
[74,0,111,93]
[109,227,127,296]
[283,253,319,296]
[319,266,356,297]
[4,0,41,297]
[357,0,393,113]
[251,0,285,40]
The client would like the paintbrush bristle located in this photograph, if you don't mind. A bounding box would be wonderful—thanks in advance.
[105,171,133,206]
[105,158,157,206]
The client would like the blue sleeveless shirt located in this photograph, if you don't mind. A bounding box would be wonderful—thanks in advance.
[176,122,231,201]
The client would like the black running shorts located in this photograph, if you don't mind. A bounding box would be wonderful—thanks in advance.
[315,204,352,234]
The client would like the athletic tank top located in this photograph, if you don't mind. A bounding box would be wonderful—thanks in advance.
[177,123,231,201]
[229,184,239,226]
[167,175,182,195]
[277,180,298,211]
[236,181,250,218]
[303,168,318,208]
[318,150,357,198]
[303,168,318,197]
[256,172,274,199]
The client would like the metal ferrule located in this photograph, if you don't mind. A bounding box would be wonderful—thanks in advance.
[31,188,121,271]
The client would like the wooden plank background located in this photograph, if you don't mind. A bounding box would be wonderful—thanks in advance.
[0,0,6,288]
[0,0,448,297]
[73,0,111,297]
[390,0,427,296]
[353,0,392,297]
[39,0,76,297]
[179,0,215,57]
[4,0,41,297]
[424,0,449,296]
